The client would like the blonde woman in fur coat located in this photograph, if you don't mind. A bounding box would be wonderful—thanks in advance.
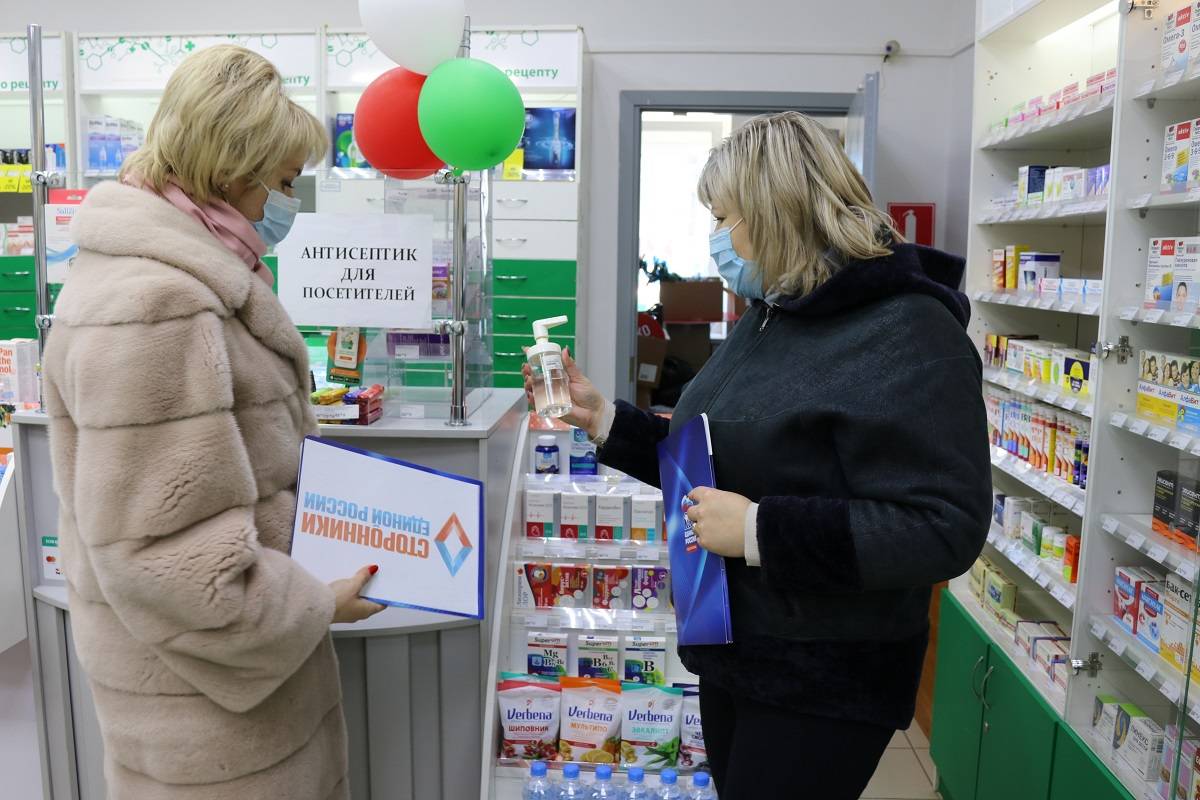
[42,45,384,799]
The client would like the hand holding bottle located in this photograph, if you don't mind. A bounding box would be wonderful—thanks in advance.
[522,347,608,437]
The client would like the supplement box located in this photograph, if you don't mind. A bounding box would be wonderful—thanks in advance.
[991,249,1006,290]
[1021,512,1046,556]
[1112,703,1150,761]
[560,492,591,540]
[1060,167,1088,201]
[969,557,993,600]
[1163,5,1192,79]
[1061,352,1091,397]
[527,631,569,677]
[1137,380,1182,426]
[1063,535,1081,583]
[1137,581,1167,653]
[1175,236,1200,310]
[1154,470,1179,536]
[1159,724,1200,799]
[1147,238,1181,309]
[574,634,619,679]
[984,570,1017,617]
[631,495,662,542]
[1172,478,1200,550]
[591,565,631,610]
[513,563,591,609]
[1014,619,1058,656]
[1019,252,1061,292]
[1003,497,1034,540]
[1161,572,1200,680]
[1018,165,1048,207]
[621,635,668,685]
[525,490,556,538]
[1005,245,1029,290]
[630,566,671,612]
[1115,566,1164,635]
[595,494,629,541]
[1165,121,1192,188]
[1119,713,1165,783]
[0,339,38,405]
[1036,639,1070,690]
[1094,694,1122,750]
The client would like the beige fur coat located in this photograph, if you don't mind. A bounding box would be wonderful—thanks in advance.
[43,181,348,799]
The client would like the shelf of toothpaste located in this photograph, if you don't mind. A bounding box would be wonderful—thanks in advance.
[982,332,1097,418]
[979,70,1115,148]
[981,162,1110,223]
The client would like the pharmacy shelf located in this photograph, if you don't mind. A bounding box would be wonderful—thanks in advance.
[511,608,678,635]
[948,578,1068,717]
[1126,188,1200,211]
[493,765,698,794]
[978,0,1116,44]
[991,446,1088,517]
[1100,514,1199,583]
[985,523,1078,611]
[515,538,666,563]
[1089,615,1200,725]
[1116,305,1200,329]
[977,197,1109,226]
[983,367,1095,419]
[973,290,1101,316]
[1108,411,1200,456]
[1134,68,1200,103]
[1084,731,1162,800]
[979,96,1113,151]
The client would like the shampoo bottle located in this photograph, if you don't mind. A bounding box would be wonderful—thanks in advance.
[527,316,572,418]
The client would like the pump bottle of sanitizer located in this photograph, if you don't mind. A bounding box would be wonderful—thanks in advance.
[527,315,572,418]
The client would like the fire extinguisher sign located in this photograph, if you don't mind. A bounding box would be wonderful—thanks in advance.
[887,203,936,247]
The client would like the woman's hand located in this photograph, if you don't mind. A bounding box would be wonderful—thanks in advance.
[685,487,752,558]
[522,347,608,437]
[330,565,387,624]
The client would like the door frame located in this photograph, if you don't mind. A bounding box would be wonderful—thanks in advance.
[615,90,858,403]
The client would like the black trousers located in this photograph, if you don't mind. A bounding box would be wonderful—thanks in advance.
[699,680,895,799]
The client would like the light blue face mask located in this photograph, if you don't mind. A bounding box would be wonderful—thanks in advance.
[252,180,302,246]
[709,218,765,300]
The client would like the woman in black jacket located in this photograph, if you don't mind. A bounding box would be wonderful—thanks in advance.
[525,111,991,798]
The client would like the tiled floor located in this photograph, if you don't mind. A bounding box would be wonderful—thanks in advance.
[860,723,941,800]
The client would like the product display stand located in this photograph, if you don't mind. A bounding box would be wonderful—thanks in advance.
[936,2,1200,799]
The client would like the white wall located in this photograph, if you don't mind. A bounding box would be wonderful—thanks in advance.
[11,0,977,396]
[0,640,42,800]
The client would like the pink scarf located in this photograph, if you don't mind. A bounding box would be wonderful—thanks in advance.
[123,175,274,287]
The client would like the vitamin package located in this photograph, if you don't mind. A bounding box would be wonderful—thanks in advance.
[497,673,562,761]
[527,632,568,678]
[675,684,708,770]
[619,683,683,769]
[559,676,622,764]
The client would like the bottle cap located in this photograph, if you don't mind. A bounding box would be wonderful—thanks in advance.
[661,769,677,785]
[693,772,710,787]
[628,767,645,783]
[537,435,557,447]
[596,765,612,781]
[530,761,547,778]
[563,763,580,780]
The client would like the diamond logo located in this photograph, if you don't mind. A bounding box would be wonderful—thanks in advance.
[435,514,473,576]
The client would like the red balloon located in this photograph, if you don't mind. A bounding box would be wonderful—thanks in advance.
[354,67,444,180]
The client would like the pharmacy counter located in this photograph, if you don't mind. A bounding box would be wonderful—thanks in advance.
[12,390,528,800]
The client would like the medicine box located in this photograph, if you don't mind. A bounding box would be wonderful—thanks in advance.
[984,570,1017,617]
[574,634,619,679]
[1161,725,1200,798]
[631,495,662,542]
[1154,470,1179,536]
[969,557,992,600]
[1063,535,1081,583]
[595,494,629,541]
[1014,619,1058,656]
[1164,4,1191,79]
[527,631,568,677]
[991,249,1006,291]
[0,339,38,405]
[1118,713,1165,783]
[1174,236,1200,310]
[1147,239,1181,308]
[1137,581,1167,652]
[591,565,631,610]
[1036,639,1070,690]
[1061,353,1091,398]
[1060,167,1087,201]
[630,566,670,612]
[1018,252,1061,292]
[1165,121,1192,187]
[1161,571,1200,680]
[513,562,591,609]
[1018,166,1048,207]
[1171,478,1200,550]
[1094,694,1122,750]
[104,117,121,168]
[1060,278,1085,305]
[1137,380,1182,427]
[1005,245,1029,290]
[525,490,557,538]
[1113,703,1150,760]
[621,635,668,685]
[1021,512,1046,556]
[1115,566,1163,635]
[560,492,591,540]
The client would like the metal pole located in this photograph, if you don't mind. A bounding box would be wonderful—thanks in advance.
[443,15,473,427]
[26,24,54,409]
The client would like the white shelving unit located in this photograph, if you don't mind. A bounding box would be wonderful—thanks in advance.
[962,2,1200,798]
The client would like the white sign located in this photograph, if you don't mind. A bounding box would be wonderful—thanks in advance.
[471,29,579,88]
[291,437,484,619]
[77,33,317,92]
[0,35,65,92]
[277,212,433,328]
[325,32,398,88]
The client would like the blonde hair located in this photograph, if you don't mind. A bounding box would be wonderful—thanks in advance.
[120,45,327,204]
[698,111,900,296]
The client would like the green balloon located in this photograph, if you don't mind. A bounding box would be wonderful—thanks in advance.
[418,58,526,172]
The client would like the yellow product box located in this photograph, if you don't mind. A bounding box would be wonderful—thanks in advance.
[1161,571,1200,683]
[969,557,993,600]
[1136,380,1182,426]
[984,570,1017,617]
[1005,245,1029,291]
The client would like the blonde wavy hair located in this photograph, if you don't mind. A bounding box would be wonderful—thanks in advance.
[120,44,327,204]
[698,111,900,296]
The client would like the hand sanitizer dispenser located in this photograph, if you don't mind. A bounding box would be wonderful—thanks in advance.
[527,315,572,418]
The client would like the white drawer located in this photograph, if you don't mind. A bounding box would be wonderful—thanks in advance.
[314,177,385,214]
[492,220,578,261]
[492,180,579,221]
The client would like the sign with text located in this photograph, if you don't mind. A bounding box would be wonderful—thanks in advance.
[290,437,484,619]
[0,36,65,92]
[77,33,316,92]
[276,212,433,329]
[887,203,936,247]
[470,29,580,88]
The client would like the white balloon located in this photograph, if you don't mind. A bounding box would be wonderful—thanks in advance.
[358,0,467,75]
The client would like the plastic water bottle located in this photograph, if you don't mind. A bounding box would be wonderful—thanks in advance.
[624,767,652,800]
[560,763,588,799]
[523,761,556,800]
[687,772,716,800]
[656,769,684,800]
[592,764,620,799]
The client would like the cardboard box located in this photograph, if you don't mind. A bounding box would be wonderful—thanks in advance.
[1147,238,1181,309]
[1165,121,1192,187]
[1094,694,1122,749]
[595,494,629,541]
[1164,5,1192,79]
[636,335,668,388]
[1161,571,1200,679]
[1115,566,1164,635]
[665,323,713,373]
[525,490,557,538]
[1117,712,1164,782]
[661,279,724,322]
[1138,581,1167,652]
[1174,236,1200,310]
[1153,470,1179,536]
[1172,477,1200,550]
[560,492,592,540]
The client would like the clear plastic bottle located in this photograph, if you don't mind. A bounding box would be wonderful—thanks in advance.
[590,764,620,799]
[686,772,716,800]
[624,767,652,800]
[528,316,572,418]
[523,761,556,800]
[656,769,684,800]
[560,763,589,799]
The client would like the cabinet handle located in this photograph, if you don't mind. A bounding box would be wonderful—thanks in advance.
[497,198,529,207]
[495,275,528,281]
[495,351,525,358]
[979,666,996,710]
[1,307,32,314]
[969,655,985,699]
[497,237,529,245]
[1,271,32,278]
[496,313,528,321]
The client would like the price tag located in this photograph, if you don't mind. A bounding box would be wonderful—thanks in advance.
[973,291,984,301]
[1091,622,1107,640]
[1083,303,1100,316]
[1166,71,1185,88]
[1130,193,1153,209]
[1111,412,1129,428]
[1022,384,1039,398]
[665,619,678,634]
[1149,544,1170,563]
[1178,561,1197,582]
[1074,500,1087,516]
[1041,390,1059,403]
[1063,592,1075,610]
[1024,560,1040,579]
[1018,296,1034,307]
[630,618,655,632]
[1189,187,1200,204]
[1137,661,1159,682]
[1035,572,1051,588]
[1171,434,1194,451]
[998,294,1012,304]
[1190,705,1200,724]
[1061,397,1078,411]
[637,548,660,561]
[1119,306,1139,321]
[987,529,998,546]
[1129,419,1150,435]
[525,615,547,629]
[1102,516,1119,534]
[1083,404,1094,418]
[1163,682,1182,704]
[1038,297,1056,309]
[1050,585,1068,605]
[1174,313,1196,327]
[1127,532,1147,550]
[1137,79,1157,98]
[1149,426,1171,442]
[1145,309,1166,324]
[1110,639,1127,657]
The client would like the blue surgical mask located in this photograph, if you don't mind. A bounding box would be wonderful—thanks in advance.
[710,218,765,300]
[252,180,301,246]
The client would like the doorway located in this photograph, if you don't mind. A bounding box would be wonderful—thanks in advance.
[615,86,877,406]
